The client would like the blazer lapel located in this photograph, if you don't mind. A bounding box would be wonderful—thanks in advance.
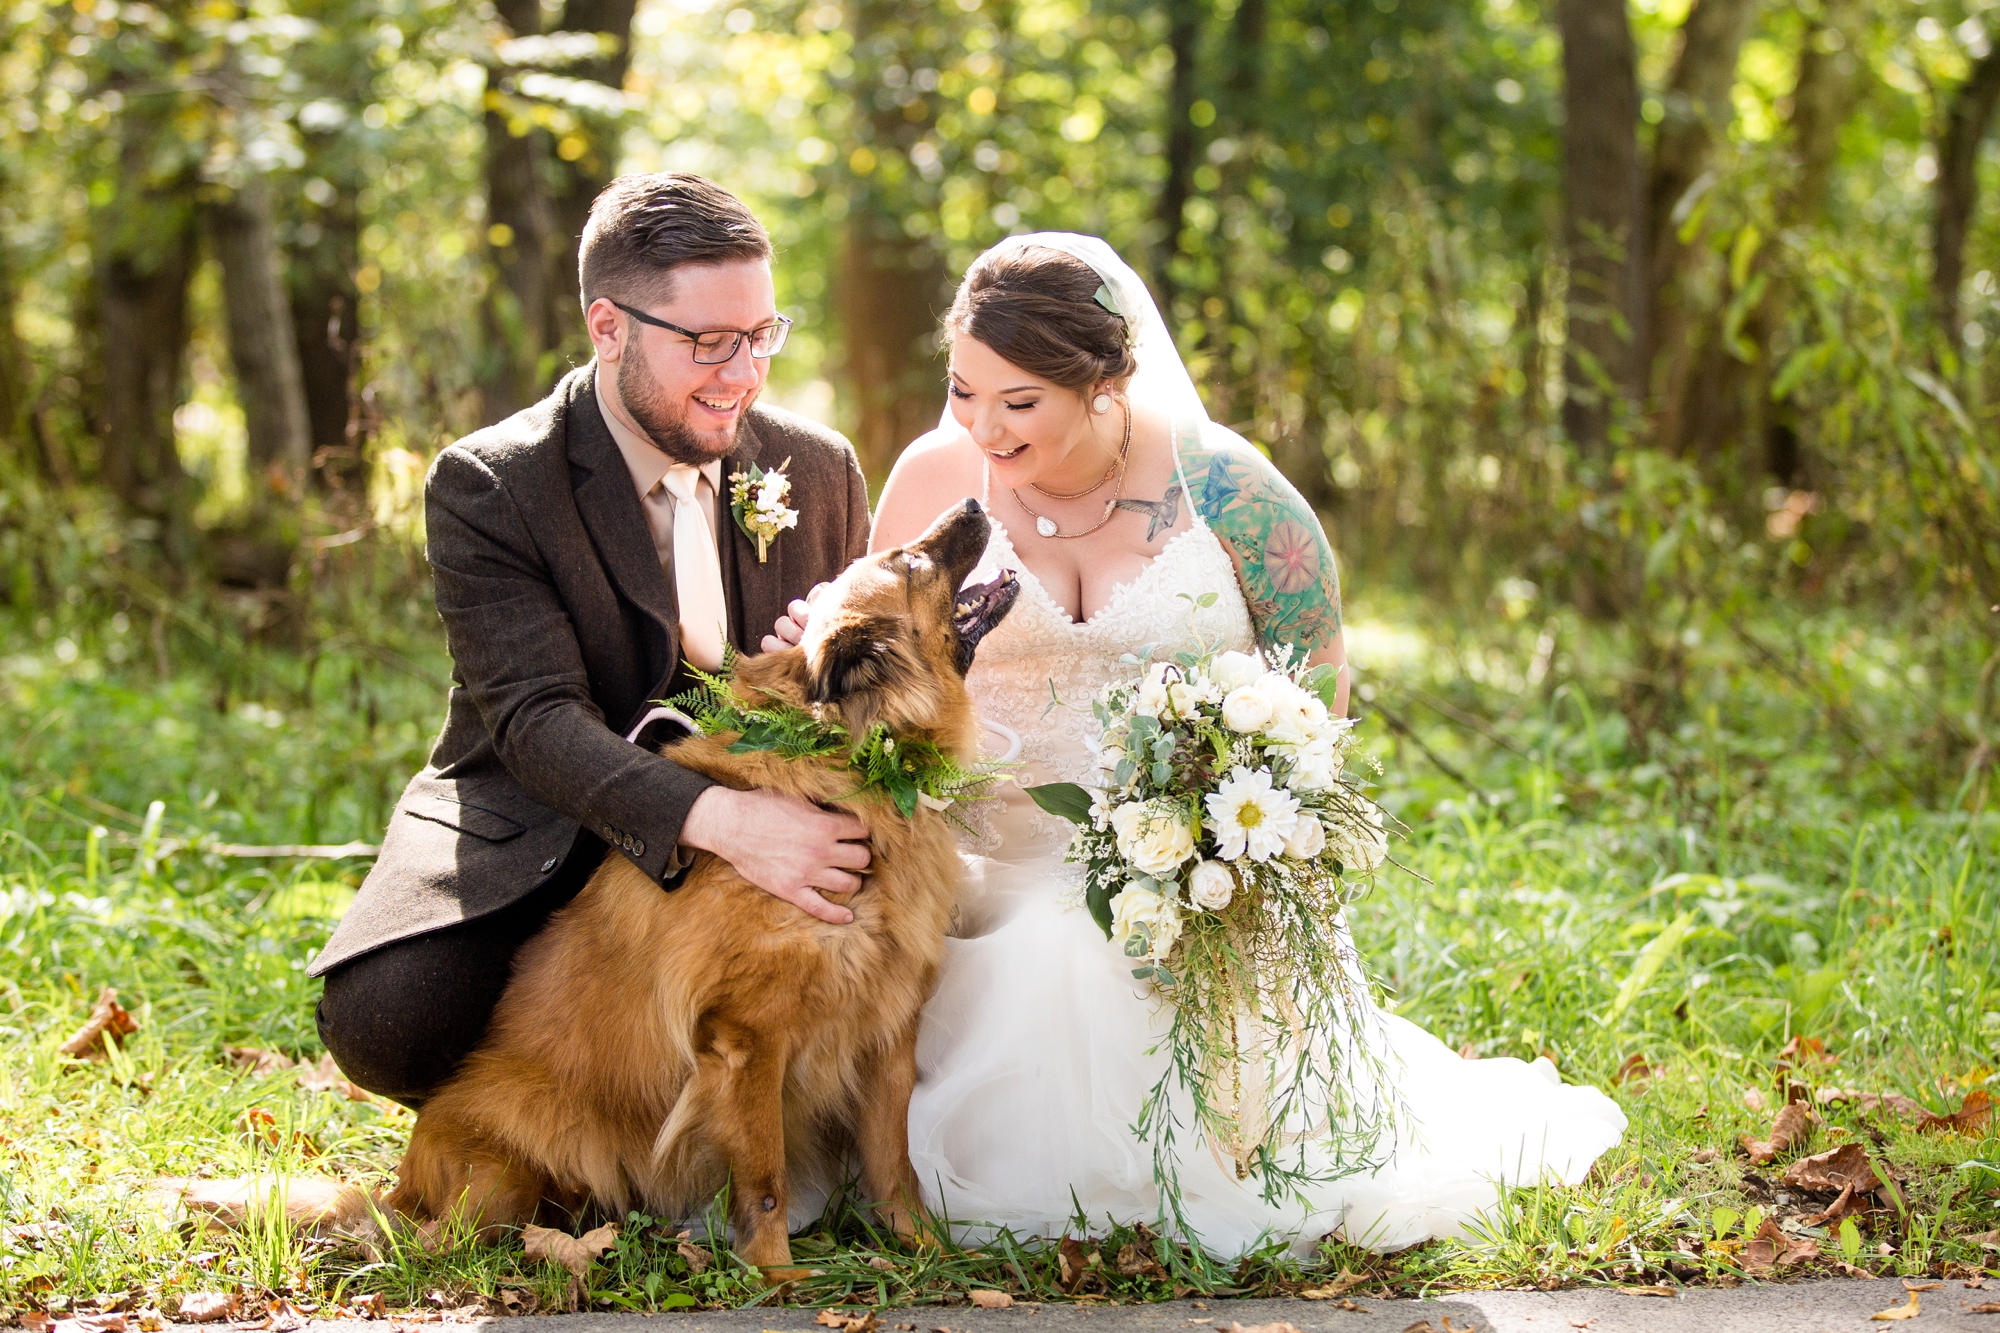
[717,413,786,652]
[567,368,681,656]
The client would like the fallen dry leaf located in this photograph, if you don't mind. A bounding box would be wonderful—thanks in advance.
[1903,1281,1942,1292]
[1114,1241,1166,1280]
[1917,1089,1994,1136]
[297,1053,374,1103]
[175,1293,236,1324]
[1299,1268,1369,1299]
[1457,1043,1479,1059]
[1690,1148,1718,1164]
[1056,1237,1095,1293]
[57,1316,127,1333]
[224,1045,296,1075]
[494,1289,534,1316]
[1802,1181,1872,1226]
[58,988,138,1060]
[520,1222,618,1278]
[675,1229,711,1276]
[350,1294,385,1318]
[1740,1100,1814,1164]
[1214,1323,1305,1333]
[132,1311,165,1333]
[1782,1142,1885,1195]
[1870,1290,1920,1321]
[1777,1034,1838,1070]
[265,1298,307,1332]
[1742,1087,1767,1112]
[20,1316,55,1333]
[966,1292,1014,1310]
[1816,1088,1927,1118]
[1967,1302,2000,1314]
[1569,1321,1595,1329]
[867,1256,897,1271]
[1742,1217,1819,1273]
[1619,1285,1678,1297]
[817,1310,880,1333]
[1612,1053,1653,1087]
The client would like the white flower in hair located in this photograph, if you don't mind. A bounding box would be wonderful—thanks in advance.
[1204,766,1301,863]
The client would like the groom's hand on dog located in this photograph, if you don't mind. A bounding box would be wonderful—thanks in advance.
[679,786,871,925]
[760,584,824,652]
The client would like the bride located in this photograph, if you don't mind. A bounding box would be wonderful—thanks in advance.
[778,234,1625,1256]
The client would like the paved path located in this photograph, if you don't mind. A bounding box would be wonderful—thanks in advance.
[498,1281,1998,1333]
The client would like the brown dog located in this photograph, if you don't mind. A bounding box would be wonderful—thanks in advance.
[384,499,1018,1274]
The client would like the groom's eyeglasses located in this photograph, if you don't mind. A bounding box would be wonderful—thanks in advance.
[612,302,793,364]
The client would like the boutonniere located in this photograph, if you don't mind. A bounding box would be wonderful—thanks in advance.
[728,457,798,563]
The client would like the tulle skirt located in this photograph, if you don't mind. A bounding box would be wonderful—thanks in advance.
[907,797,1628,1257]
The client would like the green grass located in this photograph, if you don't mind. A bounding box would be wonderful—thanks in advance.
[1,586,1996,1318]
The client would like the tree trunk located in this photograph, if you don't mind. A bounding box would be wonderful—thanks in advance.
[1784,0,1865,227]
[1154,0,1205,319]
[209,176,313,496]
[288,156,364,495]
[836,223,948,481]
[1933,49,2000,358]
[480,0,561,425]
[93,111,197,535]
[548,0,640,324]
[1645,0,1759,434]
[0,219,27,475]
[1558,0,1645,454]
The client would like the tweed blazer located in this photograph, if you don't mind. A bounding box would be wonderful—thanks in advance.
[309,364,870,976]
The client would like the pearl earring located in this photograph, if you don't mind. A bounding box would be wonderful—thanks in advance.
[1092,393,1112,414]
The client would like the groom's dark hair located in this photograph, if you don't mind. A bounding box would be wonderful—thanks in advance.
[578,173,771,311]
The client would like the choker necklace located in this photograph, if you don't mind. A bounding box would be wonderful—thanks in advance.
[1011,402,1133,540]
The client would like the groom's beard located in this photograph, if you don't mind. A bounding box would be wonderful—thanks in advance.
[616,351,751,466]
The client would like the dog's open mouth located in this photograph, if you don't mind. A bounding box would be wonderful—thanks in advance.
[953,569,1021,671]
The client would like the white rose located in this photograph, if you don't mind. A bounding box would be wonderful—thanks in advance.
[1188,859,1236,911]
[1260,676,1326,745]
[1221,686,1274,733]
[1109,799,1196,877]
[1213,650,1265,692]
[1111,884,1184,961]
[1284,814,1326,859]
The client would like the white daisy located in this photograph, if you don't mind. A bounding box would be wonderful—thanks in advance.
[1203,766,1301,862]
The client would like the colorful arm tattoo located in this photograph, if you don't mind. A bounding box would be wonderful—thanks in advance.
[1178,426,1343,655]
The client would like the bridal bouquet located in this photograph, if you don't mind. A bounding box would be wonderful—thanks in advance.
[1027,619,1398,1215]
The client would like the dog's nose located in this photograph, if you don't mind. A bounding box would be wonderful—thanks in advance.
[959,497,983,516]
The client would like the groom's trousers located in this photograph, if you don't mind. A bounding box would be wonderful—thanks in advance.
[313,829,607,1109]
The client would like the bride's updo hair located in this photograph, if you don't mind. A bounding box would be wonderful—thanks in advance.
[943,246,1137,393]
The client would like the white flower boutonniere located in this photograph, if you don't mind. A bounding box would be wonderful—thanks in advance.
[728,456,799,563]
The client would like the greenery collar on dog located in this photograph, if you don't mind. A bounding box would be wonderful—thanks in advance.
[667,668,1001,819]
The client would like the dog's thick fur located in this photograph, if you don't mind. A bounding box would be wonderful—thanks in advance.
[384,500,1016,1274]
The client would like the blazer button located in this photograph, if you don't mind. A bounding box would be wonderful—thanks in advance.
[630,837,645,857]
[541,857,560,874]
[602,823,616,841]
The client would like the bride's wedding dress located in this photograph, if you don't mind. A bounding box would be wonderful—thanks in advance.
[906,488,1628,1256]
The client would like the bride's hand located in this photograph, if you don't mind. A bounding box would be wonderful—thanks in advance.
[760,582,826,653]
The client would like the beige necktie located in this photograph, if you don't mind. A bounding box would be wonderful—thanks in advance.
[657,466,728,671]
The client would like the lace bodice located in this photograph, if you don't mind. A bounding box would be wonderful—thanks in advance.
[963,516,1256,849]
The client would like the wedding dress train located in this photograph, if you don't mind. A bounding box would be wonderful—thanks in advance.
[906,506,1628,1256]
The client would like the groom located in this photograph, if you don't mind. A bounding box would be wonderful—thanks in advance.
[310,173,874,1107]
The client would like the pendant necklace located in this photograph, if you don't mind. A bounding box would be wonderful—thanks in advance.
[1011,403,1133,540]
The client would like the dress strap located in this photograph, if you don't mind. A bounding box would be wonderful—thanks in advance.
[1171,415,1206,531]
[981,455,992,508]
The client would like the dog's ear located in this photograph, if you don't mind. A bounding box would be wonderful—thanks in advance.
[807,615,909,704]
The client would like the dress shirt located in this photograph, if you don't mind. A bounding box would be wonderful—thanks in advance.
[595,372,723,562]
